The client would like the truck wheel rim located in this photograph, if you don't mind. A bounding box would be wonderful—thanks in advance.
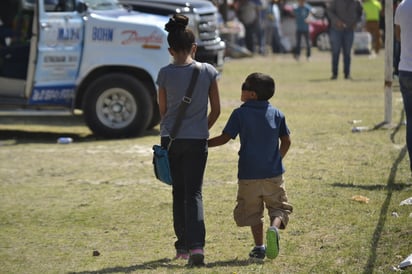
[317,33,330,50]
[96,88,137,129]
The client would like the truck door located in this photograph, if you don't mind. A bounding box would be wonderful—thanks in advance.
[32,0,83,107]
[0,0,34,98]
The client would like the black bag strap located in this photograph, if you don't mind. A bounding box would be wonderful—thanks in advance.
[168,62,201,146]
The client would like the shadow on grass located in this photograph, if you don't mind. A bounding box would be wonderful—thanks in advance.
[0,128,160,144]
[331,181,412,191]
[309,77,377,83]
[390,110,406,144]
[68,258,254,274]
[363,145,408,273]
[0,114,160,144]
[332,111,409,273]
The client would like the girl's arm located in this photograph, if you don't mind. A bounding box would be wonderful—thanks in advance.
[208,79,221,129]
[158,86,167,118]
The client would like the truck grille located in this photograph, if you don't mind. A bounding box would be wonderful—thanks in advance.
[197,12,220,43]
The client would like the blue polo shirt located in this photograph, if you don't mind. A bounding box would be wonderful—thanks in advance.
[294,4,311,32]
[223,100,290,180]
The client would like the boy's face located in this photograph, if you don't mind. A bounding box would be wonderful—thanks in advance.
[241,82,257,102]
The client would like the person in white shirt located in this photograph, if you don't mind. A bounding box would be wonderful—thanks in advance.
[395,0,412,175]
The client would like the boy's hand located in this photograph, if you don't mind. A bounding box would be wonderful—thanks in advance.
[208,133,231,147]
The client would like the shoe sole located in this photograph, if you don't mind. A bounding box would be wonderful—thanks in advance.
[188,253,205,267]
[266,228,279,259]
[248,257,265,264]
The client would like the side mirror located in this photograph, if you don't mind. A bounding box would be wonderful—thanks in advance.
[76,2,88,13]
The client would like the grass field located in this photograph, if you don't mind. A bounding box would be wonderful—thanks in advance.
[1,50,411,274]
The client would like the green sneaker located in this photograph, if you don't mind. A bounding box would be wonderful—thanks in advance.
[266,227,280,259]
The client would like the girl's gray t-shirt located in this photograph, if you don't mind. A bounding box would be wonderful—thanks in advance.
[156,61,218,139]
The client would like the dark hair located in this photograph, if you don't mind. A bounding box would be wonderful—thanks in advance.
[165,14,195,53]
[244,73,275,101]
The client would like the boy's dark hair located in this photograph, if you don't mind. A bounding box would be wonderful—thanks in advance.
[165,14,195,53]
[245,73,275,101]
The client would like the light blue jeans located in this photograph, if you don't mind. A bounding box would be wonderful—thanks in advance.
[399,70,412,172]
[330,28,354,77]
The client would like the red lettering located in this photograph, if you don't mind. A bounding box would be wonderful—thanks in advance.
[121,30,163,45]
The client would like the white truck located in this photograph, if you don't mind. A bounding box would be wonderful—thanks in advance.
[120,0,226,71]
[0,0,175,138]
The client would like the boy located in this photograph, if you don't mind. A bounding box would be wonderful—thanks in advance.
[293,0,312,61]
[208,73,293,260]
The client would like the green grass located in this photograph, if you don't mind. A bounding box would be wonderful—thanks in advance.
[1,50,411,274]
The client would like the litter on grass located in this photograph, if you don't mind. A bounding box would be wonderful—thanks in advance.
[399,254,412,270]
[351,195,370,203]
[352,126,369,133]
[399,197,412,206]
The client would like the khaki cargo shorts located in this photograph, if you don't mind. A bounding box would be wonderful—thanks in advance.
[233,175,293,229]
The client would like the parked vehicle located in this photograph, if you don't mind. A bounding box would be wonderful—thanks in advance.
[0,0,172,138]
[309,15,330,51]
[119,0,226,70]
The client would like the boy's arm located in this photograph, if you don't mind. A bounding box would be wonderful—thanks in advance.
[208,132,231,147]
[279,135,291,158]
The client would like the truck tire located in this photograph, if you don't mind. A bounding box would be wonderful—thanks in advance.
[83,73,153,138]
[316,32,330,51]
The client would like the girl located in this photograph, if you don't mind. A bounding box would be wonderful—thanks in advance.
[156,14,221,267]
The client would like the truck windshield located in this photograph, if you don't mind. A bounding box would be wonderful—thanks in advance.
[84,0,123,10]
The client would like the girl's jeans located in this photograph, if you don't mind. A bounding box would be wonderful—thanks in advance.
[399,71,412,172]
[330,28,354,77]
[161,137,208,250]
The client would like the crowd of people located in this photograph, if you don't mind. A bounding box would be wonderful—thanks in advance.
[216,0,292,57]
[216,0,403,79]
[216,1,397,56]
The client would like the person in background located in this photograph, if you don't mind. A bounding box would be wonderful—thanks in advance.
[327,0,363,80]
[393,0,402,77]
[394,0,412,177]
[208,72,293,260]
[362,0,382,56]
[156,14,221,267]
[235,0,264,54]
[258,0,269,55]
[293,0,312,61]
[265,0,285,53]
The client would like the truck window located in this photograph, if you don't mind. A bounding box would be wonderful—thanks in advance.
[84,0,123,10]
[0,0,32,79]
[45,0,75,12]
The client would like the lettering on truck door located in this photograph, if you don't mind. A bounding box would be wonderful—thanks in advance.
[33,0,83,106]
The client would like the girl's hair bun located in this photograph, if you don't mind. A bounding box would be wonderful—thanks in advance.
[165,14,189,32]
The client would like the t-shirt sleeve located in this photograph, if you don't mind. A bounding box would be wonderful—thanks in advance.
[156,67,165,88]
[279,115,290,137]
[204,63,219,83]
[222,109,240,139]
[394,6,400,25]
